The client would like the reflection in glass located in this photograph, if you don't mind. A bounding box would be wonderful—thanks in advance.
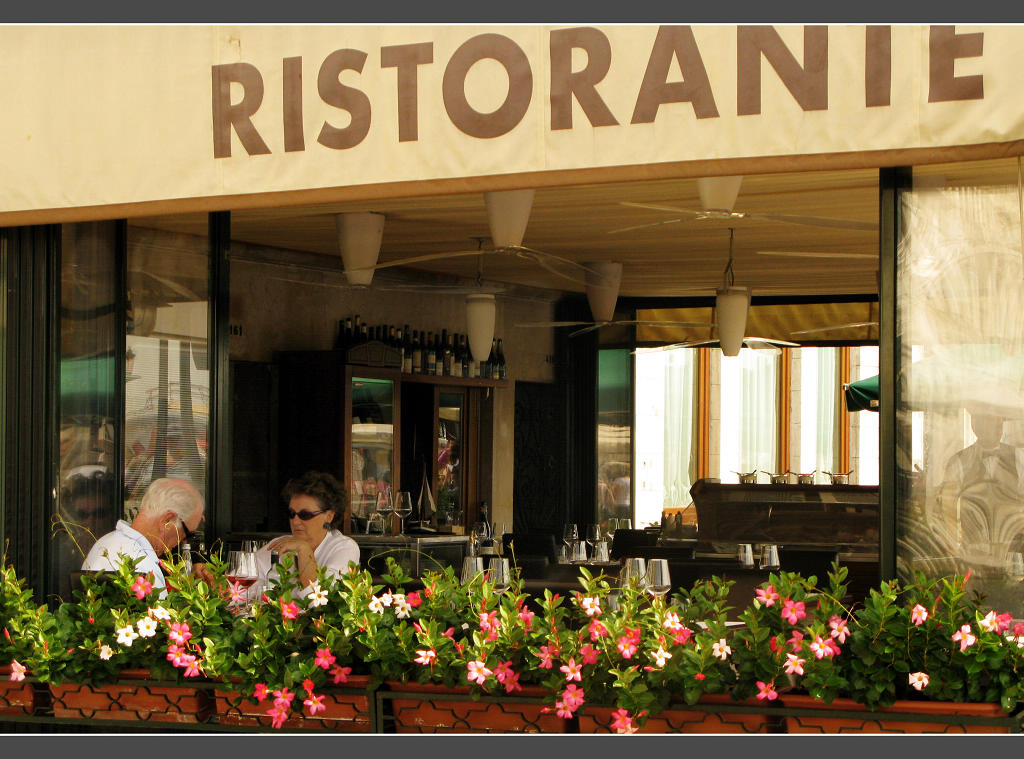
[599,349,636,532]
[437,391,464,529]
[350,376,395,533]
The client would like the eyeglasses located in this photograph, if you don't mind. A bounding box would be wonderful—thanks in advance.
[288,508,326,521]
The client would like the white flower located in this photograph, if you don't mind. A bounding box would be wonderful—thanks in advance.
[978,611,999,633]
[651,646,672,667]
[98,644,113,660]
[136,616,158,638]
[393,596,412,619]
[116,624,139,647]
[147,606,171,621]
[368,596,384,614]
[308,582,329,608]
[1005,634,1024,649]
[380,592,394,607]
[908,671,930,691]
[711,638,732,660]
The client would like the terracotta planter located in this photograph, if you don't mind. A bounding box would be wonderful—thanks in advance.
[0,664,38,716]
[782,694,1022,734]
[579,694,781,734]
[387,681,568,733]
[213,675,373,731]
[49,668,213,724]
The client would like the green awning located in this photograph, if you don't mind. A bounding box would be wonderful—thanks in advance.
[844,375,879,412]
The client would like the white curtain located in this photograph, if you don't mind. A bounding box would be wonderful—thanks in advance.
[663,350,697,507]
[720,350,779,480]
[814,348,839,475]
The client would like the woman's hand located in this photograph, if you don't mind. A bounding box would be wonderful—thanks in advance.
[267,536,317,586]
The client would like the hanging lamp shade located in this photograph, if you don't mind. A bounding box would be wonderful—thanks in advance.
[716,286,751,356]
[697,176,743,211]
[336,212,385,286]
[484,189,535,248]
[465,293,496,362]
[584,261,623,323]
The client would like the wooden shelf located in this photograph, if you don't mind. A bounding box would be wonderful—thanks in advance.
[398,372,508,388]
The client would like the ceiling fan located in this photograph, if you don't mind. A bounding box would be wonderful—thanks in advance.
[514,260,714,337]
[650,229,800,356]
[610,175,877,235]
[351,189,600,288]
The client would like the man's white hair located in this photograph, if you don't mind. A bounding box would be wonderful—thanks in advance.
[139,478,203,522]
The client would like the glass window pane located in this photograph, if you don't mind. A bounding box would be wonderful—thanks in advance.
[719,350,780,481]
[853,345,880,486]
[597,349,632,529]
[798,346,840,478]
[124,227,210,528]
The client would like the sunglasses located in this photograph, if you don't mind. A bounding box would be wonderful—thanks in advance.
[288,508,327,521]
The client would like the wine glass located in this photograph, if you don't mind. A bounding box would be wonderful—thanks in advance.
[644,559,672,599]
[487,558,511,594]
[492,522,507,555]
[375,489,394,536]
[470,520,491,556]
[619,517,633,531]
[586,524,602,559]
[226,550,258,610]
[395,491,413,535]
[760,544,781,571]
[460,556,485,585]
[562,523,578,557]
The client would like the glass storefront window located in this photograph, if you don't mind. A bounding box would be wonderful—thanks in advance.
[597,349,632,532]
[897,159,1024,617]
[798,347,840,479]
[719,349,781,481]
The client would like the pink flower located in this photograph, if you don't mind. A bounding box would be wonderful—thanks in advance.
[253,683,269,702]
[330,665,351,684]
[909,671,929,691]
[672,627,693,646]
[560,658,583,682]
[554,700,574,720]
[8,660,26,682]
[493,660,514,683]
[580,596,602,617]
[781,598,806,625]
[755,585,779,607]
[266,703,289,729]
[995,613,1014,633]
[784,653,805,676]
[168,622,192,645]
[579,644,599,665]
[588,619,609,641]
[911,604,929,626]
[788,630,805,651]
[304,693,326,716]
[616,635,637,659]
[829,616,850,644]
[756,680,778,701]
[503,670,522,694]
[466,660,492,685]
[302,679,315,696]
[609,708,636,733]
[1014,622,1024,637]
[414,649,436,666]
[952,624,977,651]
[809,635,832,659]
[518,608,535,630]
[280,600,299,620]
[479,610,499,632]
[562,684,585,709]
[694,672,706,681]
[273,687,295,708]
[227,580,247,603]
[625,626,641,645]
[825,638,842,657]
[182,657,203,678]
[536,645,557,669]
[131,575,153,600]
[314,648,336,670]
[166,643,184,664]
[406,591,423,607]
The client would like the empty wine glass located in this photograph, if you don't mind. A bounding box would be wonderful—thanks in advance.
[492,522,507,554]
[395,491,413,534]
[375,489,394,536]
[470,520,491,556]
[487,558,511,594]
[760,544,781,570]
[619,517,633,531]
[460,556,485,585]
[570,540,588,564]
[586,524,602,559]
[737,543,754,569]
[644,559,672,599]
[620,557,647,588]
[604,517,618,542]
[562,523,578,556]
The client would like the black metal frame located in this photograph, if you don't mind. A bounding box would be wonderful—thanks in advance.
[209,212,231,545]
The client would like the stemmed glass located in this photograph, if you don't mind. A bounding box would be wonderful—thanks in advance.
[394,491,413,535]
[620,557,647,589]
[470,520,491,556]
[644,559,672,599]
[375,489,395,536]
[226,549,258,611]
[586,524,602,560]
[487,558,511,595]
[562,523,579,558]
[461,556,485,585]
[492,522,507,555]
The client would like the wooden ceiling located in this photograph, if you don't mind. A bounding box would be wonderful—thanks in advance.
[127,158,1019,302]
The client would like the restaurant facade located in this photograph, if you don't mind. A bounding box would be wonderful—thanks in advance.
[3,23,1024,625]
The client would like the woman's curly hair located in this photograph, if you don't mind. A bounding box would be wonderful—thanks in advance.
[281,471,346,528]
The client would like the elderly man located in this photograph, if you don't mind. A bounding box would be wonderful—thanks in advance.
[82,477,205,593]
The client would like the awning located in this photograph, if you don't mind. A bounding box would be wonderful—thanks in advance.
[844,375,879,412]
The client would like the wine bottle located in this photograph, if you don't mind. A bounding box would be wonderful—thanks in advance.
[353,314,363,344]
[426,331,437,375]
[443,332,454,376]
[359,322,369,343]
[485,338,497,379]
[402,328,413,373]
[432,333,442,376]
[389,325,397,349]
[412,330,423,374]
[458,334,470,377]
[496,338,507,379]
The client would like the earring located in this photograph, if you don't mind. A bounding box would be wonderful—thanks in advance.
[323,521,331,529]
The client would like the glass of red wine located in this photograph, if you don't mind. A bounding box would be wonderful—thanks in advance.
[227,549,258,611]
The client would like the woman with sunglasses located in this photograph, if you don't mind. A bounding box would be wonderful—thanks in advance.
[252,471,360,596]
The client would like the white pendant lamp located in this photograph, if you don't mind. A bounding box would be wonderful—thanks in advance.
[465,293,496,362]
[584,262,623,323]
[716,286,751,357]
[484,189,535,248]
[335,212,385,286]
[697,176,743,211]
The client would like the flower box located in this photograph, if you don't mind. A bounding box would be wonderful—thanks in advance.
[386,681,568,733]
[48,668,213,724]
[0,664,38,716]
[781,694,1024,734]
[578,694,782,734]
[212,675,374,731]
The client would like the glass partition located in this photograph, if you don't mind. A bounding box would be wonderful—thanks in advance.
[437,390,465,529]
[350,376,395,530]
[897,159,1024,616]
[597,349,633,530]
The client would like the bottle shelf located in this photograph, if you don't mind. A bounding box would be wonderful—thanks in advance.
[399,373,508,388]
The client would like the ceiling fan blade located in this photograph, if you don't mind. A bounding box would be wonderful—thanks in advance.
[758,250,877,260]
[746,211,877,231]
[646,339,720,352]
[619,320,716,328]
[515,247,591,286]
[620,201,693,214]
[789,321,879,336]
[369,248,485,271]
[745,336,802,348]
[514,321,594,328]
[569,324,605,338]
[607,217,685,235]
